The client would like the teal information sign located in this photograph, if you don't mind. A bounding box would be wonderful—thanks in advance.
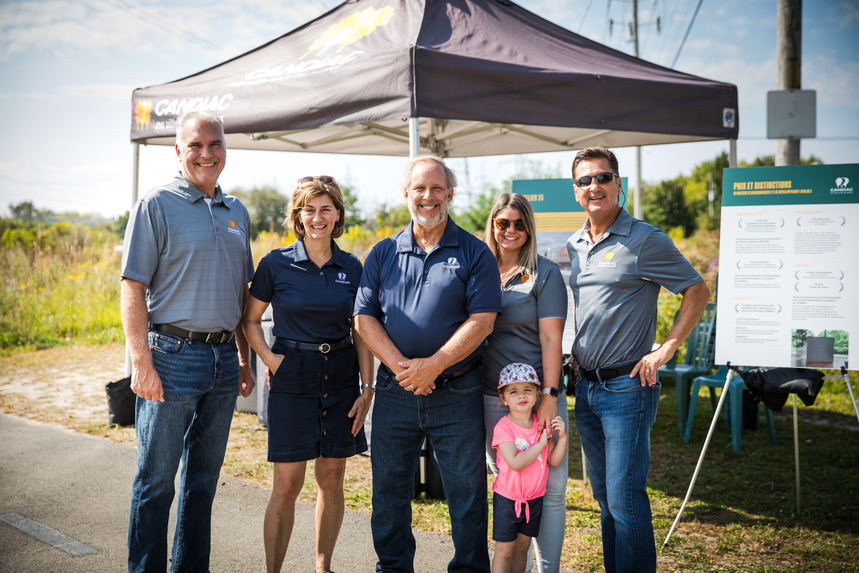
[723,163,859,207]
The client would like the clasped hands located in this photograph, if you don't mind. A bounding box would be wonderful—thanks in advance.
[394,357,439,396]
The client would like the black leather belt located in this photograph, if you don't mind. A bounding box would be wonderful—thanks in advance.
[149,323,233,344]
[578,362,637,383]
[275,336,350,354]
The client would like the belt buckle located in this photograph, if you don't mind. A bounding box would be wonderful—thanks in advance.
[205,332,219,344]
[318,343,331,354]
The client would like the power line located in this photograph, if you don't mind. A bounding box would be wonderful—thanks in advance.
[578,0,596,34]
[602,0,611,44]
[639,0,659,54]
[738,136,859,141]
[657,0,683,64]
[670,0,704,69]
[97,0,233,58]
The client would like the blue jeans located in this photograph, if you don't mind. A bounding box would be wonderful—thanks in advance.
[128,331,240,573]
[484,392,569,573]
[575,366,660,573]
[371,365,490,573]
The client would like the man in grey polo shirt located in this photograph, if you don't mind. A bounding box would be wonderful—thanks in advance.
[566,146,710,573]
[121,110,255,573]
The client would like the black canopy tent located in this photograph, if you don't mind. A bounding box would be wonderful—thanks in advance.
[124,0,740,382]
[129,0,739,159]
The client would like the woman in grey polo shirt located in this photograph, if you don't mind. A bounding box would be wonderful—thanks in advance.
[483,193,568,573]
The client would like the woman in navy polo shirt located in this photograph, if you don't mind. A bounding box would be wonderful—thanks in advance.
[482,193,569,573]
[241,176,374,573]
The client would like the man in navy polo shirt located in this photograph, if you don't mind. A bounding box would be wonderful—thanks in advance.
[121,110,255,573]
[566,146,710,573]
[354,155,501,573]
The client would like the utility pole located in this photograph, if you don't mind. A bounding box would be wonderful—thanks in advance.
[776,0,802,166]
[632,0,643,219]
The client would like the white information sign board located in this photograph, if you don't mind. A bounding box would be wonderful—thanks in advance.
[715,164,857,370]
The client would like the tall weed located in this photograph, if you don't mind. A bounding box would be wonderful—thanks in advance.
[1,242,124,351]
[1,222,404,352]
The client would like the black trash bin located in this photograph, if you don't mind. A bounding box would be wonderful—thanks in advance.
[106,376,136,426]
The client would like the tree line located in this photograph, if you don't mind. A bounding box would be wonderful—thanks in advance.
[1,152,824,248]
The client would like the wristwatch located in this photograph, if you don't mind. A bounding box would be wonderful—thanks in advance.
[542,386,559,398]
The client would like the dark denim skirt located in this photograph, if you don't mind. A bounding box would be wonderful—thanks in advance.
[267,341,367,463]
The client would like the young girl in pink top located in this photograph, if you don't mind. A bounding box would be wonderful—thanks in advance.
[491,363,567,573]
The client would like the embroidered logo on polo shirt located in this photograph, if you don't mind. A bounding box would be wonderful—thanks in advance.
[226,219,242,236]
[598,251,617,268]
[335,272,350,284]
[442,257,460,269]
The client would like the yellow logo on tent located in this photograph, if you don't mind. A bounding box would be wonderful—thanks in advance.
[134,101,152,130]
[302,5,395,59]
[604,252,614,261]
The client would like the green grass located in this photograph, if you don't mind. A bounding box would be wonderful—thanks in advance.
[637,378,859,572]
[1,343,857,572]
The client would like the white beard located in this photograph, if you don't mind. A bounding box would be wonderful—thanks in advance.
[408,198,448,229]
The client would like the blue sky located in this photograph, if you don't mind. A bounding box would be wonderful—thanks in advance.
[1,0,857,218]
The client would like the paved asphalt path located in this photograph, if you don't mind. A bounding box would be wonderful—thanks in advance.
[0,414,458,572]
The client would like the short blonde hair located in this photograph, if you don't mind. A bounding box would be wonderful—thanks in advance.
[285,179,346,240]
[485,193,539,277]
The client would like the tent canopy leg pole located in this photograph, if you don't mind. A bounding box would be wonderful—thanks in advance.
[663,363,734,546]
[409,117,420,158]
[793,394,801,515]
[633,146,642,219]
[841,367,859,423]
[729,139,738,168]
[125,142,141,378]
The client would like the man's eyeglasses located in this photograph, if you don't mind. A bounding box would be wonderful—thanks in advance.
[493,218,527,232]
[298,175,336,185]
[574,172,617,188]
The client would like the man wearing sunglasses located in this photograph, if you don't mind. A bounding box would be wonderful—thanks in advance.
[566,146,710,573]
[121,110,255,573]
[354,155,501,573]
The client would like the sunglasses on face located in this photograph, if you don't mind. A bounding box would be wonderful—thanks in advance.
[493,218,527,232]
[298,175,336,185]
[574,172,617,188]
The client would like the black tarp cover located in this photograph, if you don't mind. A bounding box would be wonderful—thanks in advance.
[737,367,826,413]
[130,0,739,156]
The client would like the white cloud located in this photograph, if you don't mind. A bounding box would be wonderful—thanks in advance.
[61,82,136,101]
[0,91,60,101]
[837,1,859,29]
[804,55,859,109]
[0,0,180,58]
[678,53,778,107]
[0,0,325,61]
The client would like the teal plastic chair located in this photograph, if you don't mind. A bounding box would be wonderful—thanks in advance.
[658,302,717,435]
[684,366,776,452]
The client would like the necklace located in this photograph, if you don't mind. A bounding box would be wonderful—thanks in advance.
[499,266,520,286]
